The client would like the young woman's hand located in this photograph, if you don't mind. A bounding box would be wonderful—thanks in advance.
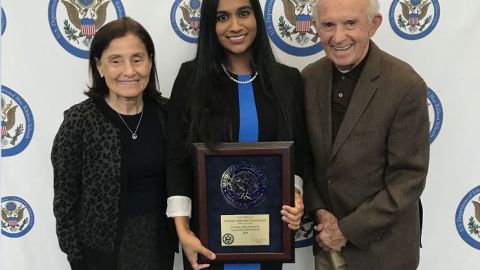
[281,190,304,230]
[175,216,216,270]
[179,230,216,270]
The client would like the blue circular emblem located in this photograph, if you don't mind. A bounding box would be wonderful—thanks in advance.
[1,196,35,238]
[455,186,480,250]
[264,0,322,56]
[170,0,202,43]
[1,7,6,36]
[1,85,35,157]
[220,162,268,209]
[48,0,126,59]
[427,87,442,144]
[389,0,440,40]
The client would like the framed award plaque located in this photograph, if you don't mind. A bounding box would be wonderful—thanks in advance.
[194,141,294,263]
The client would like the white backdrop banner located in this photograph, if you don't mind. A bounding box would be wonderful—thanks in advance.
[1,0,479,269]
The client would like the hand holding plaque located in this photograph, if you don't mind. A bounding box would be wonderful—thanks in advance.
[174,216,216,269]
[281,191,304,230]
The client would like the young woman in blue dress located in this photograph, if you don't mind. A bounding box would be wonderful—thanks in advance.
[166,0,311,269]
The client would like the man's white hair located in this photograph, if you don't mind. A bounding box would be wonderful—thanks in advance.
[312,0,381,27]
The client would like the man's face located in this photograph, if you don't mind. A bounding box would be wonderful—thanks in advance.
[315,0,382,71]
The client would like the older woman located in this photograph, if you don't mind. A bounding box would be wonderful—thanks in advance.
[51,17,176,270]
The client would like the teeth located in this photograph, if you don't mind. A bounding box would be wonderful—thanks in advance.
[333,44,352,51]
[229,35,245,41]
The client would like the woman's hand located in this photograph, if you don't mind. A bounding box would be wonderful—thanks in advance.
[175,217,215,270]
[179,231,216,270]
[280,190,304,230]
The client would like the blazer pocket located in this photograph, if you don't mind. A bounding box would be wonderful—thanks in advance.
[370,229,392,246]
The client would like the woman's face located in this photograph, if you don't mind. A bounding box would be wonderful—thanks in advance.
[96,34,152,101]
[215,0,257,60]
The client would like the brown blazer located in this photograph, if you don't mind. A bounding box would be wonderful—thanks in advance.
[302,42,429,270]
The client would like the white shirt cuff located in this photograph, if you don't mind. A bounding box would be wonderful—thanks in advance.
[166,196,192,217]
[294,175,304,196]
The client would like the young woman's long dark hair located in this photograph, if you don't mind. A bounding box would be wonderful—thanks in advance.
[187,0,293,145]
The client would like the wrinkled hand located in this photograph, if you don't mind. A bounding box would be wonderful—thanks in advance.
[315,209,337,225]
[281,190,304,230]
[179,230,216,270]
[314,209,347,252]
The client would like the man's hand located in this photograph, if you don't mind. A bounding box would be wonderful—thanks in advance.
[314,209,347,252]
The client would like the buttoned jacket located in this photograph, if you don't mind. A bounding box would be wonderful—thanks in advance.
[302,42,429,270]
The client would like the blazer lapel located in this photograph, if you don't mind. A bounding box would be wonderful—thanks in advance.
[317,64,333,158]
[330,42,382,159]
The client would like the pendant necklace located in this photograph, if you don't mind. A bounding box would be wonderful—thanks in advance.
[117,110,144,140]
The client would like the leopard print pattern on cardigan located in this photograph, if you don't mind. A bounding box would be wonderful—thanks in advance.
[52,98,122,265]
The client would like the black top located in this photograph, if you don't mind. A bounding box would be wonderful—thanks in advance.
[102,99,167,215]
[331,51,369,141]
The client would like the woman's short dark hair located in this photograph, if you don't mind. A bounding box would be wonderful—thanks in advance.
[85,17,161,99]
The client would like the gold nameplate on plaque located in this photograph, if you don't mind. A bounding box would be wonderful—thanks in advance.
[221,214,270,246]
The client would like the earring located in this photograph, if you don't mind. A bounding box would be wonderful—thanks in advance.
[100,73,104,78]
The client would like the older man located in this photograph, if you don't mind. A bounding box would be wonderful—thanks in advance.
[302,0,430,269]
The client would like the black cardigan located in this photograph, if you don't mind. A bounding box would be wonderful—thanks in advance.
[52,96,176,270]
